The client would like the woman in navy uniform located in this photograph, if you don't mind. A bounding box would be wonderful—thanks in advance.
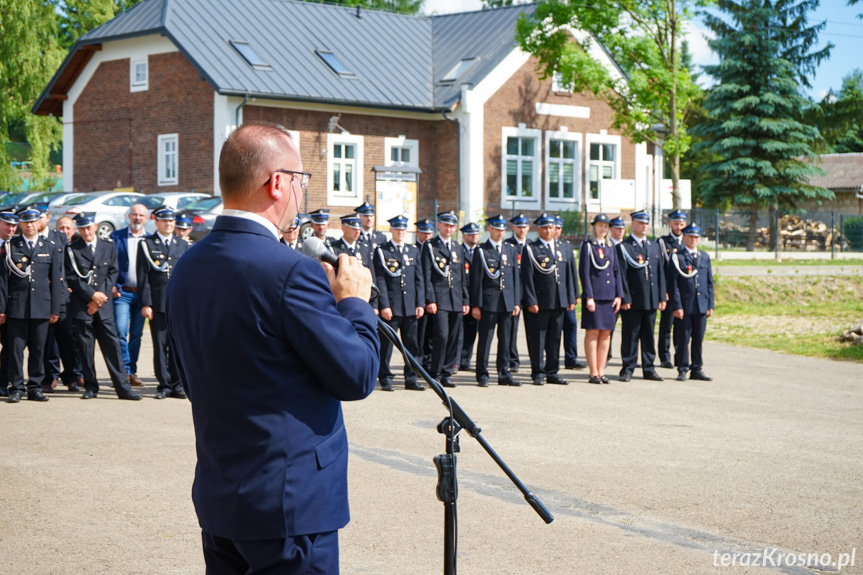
[667,224,714,382]
[578,214,623,384]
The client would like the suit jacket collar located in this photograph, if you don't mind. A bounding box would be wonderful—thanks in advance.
[213,215,280,242]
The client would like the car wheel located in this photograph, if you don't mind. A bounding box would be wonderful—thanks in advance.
[97,222,115,239]
[300,222,314,242]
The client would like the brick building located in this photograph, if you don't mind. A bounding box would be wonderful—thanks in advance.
[34,0,665,231]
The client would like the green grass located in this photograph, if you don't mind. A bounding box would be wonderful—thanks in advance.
[714,258,863,266]
[709,275,863,362]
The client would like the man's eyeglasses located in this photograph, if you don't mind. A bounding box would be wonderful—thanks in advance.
[264,170,311,190]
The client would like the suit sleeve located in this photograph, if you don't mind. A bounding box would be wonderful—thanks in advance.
[579,242,594,300]
[110,231,125,288]
[372,248,390,311]
[49,248,63,316]
[706,256,715,310]
[616,244,632,305]
[65,247,96,303]
[460,246,469,306]
[0,253,7,315]
[612,249,624,299]
[281,257,379,401]
[137,242,154,307]
[421,242,435,306]
[568,246,579,304]
[512,245,522,307]
[668,259,682,311]
[414,249,425,309]
[656,245,667,303]
[520,245,537,308]
[469,248,482,309]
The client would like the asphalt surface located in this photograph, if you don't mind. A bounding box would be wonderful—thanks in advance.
[1,324,860,575]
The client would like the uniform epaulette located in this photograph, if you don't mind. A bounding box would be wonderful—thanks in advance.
[103,237,114,243]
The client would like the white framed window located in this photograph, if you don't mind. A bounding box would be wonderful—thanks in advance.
[501,126,542,210]
[327,133,364,206]
[545,130,582,206]
[585,133,621,204]
[552,71,573,94]
[157,134,178,186]
[384,136,418,168]
[130,57,148,92]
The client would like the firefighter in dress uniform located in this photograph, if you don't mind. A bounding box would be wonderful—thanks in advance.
[657,209,688,369]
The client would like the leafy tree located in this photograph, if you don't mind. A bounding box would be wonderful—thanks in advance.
[517,0,710,209]
[806,69,863,153]
[304,0,423,15]
[692,0,833,251]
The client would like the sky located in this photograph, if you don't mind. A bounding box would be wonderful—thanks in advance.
[422,0,863,100]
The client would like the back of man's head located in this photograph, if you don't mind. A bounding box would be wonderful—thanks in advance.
[219,122,297,201]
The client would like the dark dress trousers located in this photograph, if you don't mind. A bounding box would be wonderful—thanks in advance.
[504,236,526,370]
[520,239,578,381]
[165,216,379,550]
[373,240,425,387]
[415,240,432,370]
[616,236,667,377]
[578,239,624,330]
[65,237,133,396]
[137,233,189,394]
[469,240,521,383]
[41,230,81,386]
[667,249,714,374]
[1,235,63,393]
[421,236,468,380]
[657,233,684,365]
[459,243,478,370]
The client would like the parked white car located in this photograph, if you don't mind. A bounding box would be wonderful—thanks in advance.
[138,192,211,234]
[52,191,144,238]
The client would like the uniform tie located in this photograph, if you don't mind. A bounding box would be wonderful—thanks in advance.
[90,242,96,254]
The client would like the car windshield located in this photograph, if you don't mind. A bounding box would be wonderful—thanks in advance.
[0,193,32,207]
[138,196,165,209]
[186,197,222,211]
[58,194,98,206]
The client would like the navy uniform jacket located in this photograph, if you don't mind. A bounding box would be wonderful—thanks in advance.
[65,237,120,321]
[1,235,63,319]
[667,249,714,314]
[331,237,374,281]
[616,236,667,311]
[469,240,521,313]
[422,236,468,312]
[462,243,477,279]
[578,240,624,301]
[520,239,578,310]
[165,216,379,540]
[374,240,424,316]
[658,233,684,265]
[136,233,189,313]
[361,229,387,251]
[281,238,303,251]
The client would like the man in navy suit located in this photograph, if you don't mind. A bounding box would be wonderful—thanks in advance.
[166,121,378,575]
[667,224,714,382]
[110,203,149,387]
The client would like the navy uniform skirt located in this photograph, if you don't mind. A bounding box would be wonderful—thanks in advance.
[581,299,616,330]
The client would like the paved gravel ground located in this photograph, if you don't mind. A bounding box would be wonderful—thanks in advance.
[1,326,860,575]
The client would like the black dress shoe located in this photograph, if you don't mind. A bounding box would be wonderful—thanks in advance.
[154,390,169,399]
[28,390,49,402]
[619,374,632,382]
[546,375,568,385]
[565,361,587,370]
[497,375,516,386]
[600,376,610,384]
[7,391,22,403]
[0,388,8,398]
[510,365,519,373]
[676,372,688,381]
[405,383,426,391]
[477,378,489,387]
[170,389,187,399]
[440,378,456,388]
[643,372,664,381]
[690,371,713,381]
[118,392,143,401]
[380,381,394,391]
[41,384,55,394]
[81,390,97,399]
[532,378,544,386]
[588,375,602,384]
[660,362,674,369]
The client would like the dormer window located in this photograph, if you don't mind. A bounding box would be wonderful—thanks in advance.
[230,41,271,71]
[316,50,355,78]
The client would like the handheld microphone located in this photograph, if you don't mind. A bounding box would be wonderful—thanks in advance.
[302,236,379,301]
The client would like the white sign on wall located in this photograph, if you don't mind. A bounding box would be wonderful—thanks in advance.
[599,179,636,211]
[659,179,692,210]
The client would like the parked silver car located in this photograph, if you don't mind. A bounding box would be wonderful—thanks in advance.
[53,191,144,238]
[139,192,210,234]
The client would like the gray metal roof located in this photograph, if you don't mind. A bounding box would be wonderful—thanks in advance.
[36,0,538,114]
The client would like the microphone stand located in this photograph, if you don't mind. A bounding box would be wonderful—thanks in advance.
[376,318,554,575]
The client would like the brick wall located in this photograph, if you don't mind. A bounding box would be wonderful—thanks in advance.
[73,52,213,194]
[243,106,457,221]
[482,55,637,221]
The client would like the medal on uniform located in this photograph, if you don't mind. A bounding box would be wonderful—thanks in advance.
[638,254,643,264]
[465,262,469,273]
[598,247,605,259]
[356,252,363,263]
[452,253,458,263]
[557,250,562,261]
[154,260,160,266]
[502,254,507,264]
[517,253,521,265]
[21,256,27,262]
[688,264,692,273]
